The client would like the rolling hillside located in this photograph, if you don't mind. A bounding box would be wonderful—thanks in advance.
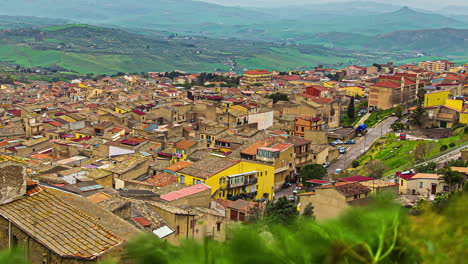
[0,24,407,74]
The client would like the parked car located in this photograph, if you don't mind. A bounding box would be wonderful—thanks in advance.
[282,182,292,189]
[330,140,343,146]
[323,162,330,168]
[338,146,346,154]
[345,139,356,144]
[335,168,342,174]
[293,186,303,195]
[288,195,295,202]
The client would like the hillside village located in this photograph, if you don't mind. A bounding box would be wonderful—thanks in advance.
[0,59,467,263]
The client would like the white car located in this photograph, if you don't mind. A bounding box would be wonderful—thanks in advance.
[335,168,342,174]
[323,162,330,168]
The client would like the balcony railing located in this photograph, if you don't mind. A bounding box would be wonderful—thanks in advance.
[225,178,258,189]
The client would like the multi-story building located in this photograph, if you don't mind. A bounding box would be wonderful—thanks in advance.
[418,60,455,72]
[369,75,417,110]
[243,69,272,85]
[294,115,322,137]
[177,158,275,201]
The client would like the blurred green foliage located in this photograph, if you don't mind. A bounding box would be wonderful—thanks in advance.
[2,193,466,263]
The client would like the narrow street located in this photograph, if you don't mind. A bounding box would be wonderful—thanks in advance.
[327,117,398,176]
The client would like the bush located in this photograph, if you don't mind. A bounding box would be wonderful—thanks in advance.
[352,160,360,168]
[440,145,448,152]
[449,143,456,148]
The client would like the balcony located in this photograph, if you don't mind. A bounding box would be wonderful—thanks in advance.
[224,178,258,189]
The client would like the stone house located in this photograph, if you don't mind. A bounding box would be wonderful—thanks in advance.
[298,182,371,220]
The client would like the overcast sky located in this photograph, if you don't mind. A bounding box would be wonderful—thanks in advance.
[201,0,468,10]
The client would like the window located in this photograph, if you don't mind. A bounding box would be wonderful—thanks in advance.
[197,180,202,184]
[419,182,423,188]
[193,179,198,185]
[180,175,185,184]
[401,180,403,185]
[354,195,358,199]
[217,222,221,232]
[301,127,305,132]
[176,225,180,235]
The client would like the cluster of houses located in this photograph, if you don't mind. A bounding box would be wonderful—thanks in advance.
[0,60,467,263]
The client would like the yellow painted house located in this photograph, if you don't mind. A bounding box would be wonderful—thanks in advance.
[460,106,468,124]
[171,139,197,165]
[424,90,451,107]
[114,107,128,114]
[342,86,365,97]
[445,99,463,111]
[177,158,275,201]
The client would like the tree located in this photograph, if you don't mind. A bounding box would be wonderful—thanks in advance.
[246,203,264,224]
[413,142,436,162]
[415,162,437,173]
[352,160,360,168]
[302,203,315,220]
[372,63,382,71]
[410,105,427,128]
[300,164,328,183]
[265,92,289,103]
[395,105,404,119]
[365,160,388,178]
[391,122,404,131]
[441,168,464,192]
[347,97,355,119]
[264,196,298,225]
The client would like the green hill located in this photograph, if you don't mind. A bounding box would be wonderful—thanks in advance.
[0,15,69,29]
[0,24,407,74]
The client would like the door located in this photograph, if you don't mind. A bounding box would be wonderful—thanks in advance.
[440,121,447,128]
[431,184,437,195]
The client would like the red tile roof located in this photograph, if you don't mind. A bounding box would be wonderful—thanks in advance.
[339,176,374,182]
[165,161,193,172]
[133,217,152,227]
[372,81,401,89]
[160,184,211,202]
[244,69,271,75]
[175,139,197,150]
[145,173,177,187]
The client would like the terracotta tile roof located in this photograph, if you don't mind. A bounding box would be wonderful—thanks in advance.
[179,158,239,179]
[145,173,177,187]
[334,182,371,197]
[133,217,152,227]
[160,184,211,202]
[339,176,374,182]
[0,189,123,259]
[244,69,271,75]
[174,139,197,150]
[165,161,193,172]
[87,192,112,204]
[241,139,274,156]
[372,81,401,89]
[411,173,443,180]
[360,180,399,188]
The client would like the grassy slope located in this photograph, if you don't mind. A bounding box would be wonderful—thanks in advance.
[354,129,467,177]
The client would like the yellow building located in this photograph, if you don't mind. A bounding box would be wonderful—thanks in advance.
[418,60,455,72]
[243,69,272,85]
[424,90,451,107]
[177,158,275,201]
[342,86,365,97]
[114,107,128,114]
[460,106,468,124]
[171,139,197,165]
[445,99,463,111]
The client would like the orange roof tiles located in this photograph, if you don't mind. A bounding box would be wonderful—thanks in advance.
[87,192,112,204]
[165,161,193,172]
[145,173,177,187]
[372,81,401,89]
[175,139,197,150]
[241,139,274,156]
